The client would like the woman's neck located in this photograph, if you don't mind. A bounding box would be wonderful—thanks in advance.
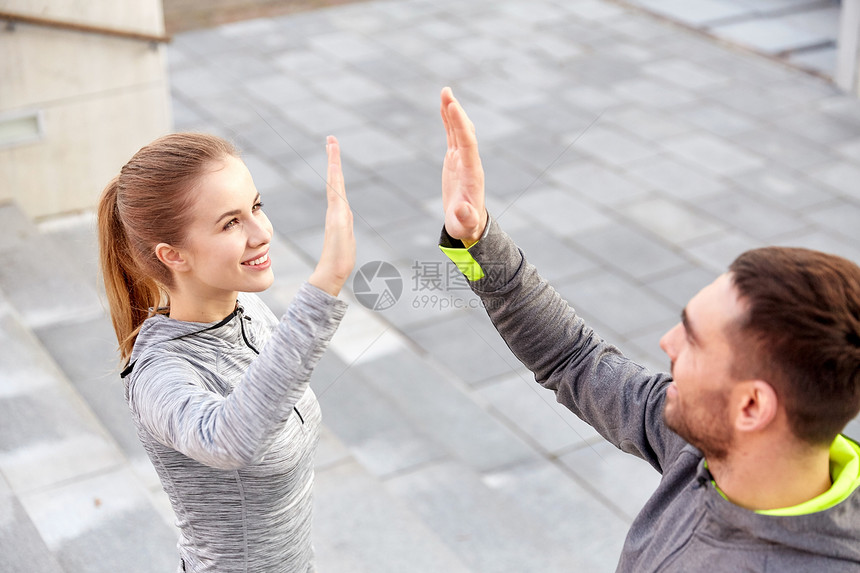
[166,289,239,323]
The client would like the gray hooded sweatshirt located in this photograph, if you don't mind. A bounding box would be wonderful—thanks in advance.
[123,283,347,573]
[441,217,860,572]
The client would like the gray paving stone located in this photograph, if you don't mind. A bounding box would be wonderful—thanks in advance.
[661,132,765,176]
[475,374,601,455]
[685,231,766,273]
[457,75,545,110]
[565,53,643,86]
[405,311,527,387]
[242,75,318,110]
[488,130,586,175]
[673,101,759,137]
[32,316,144,459]
[559,439,663,520]
[479,152,545,199]
[0,495,65,573]
[310,352,448,477]
[808,160,860,201]
[611,78,698,109]
[511,185,613,237]
[625,154,727,201]
[345,178,424,229]
[18,468,177,573]
[385,460,578,573]
[777,110,860,146]
[645,266,719,311]
[707,83,796,118]
[569,224,691,282]
[0,207,102,329]
[834,137,860,164]
[697,188,810,240]
[307,30,388,63]
[314,460,471,573]
[483,459,630,572]
[510,225,599,284]
[603,105,693,141]
[555,270,679,339]
[574,124,660,166]
[551,161,651,206]
[592,37,659,64]
[729,166,837,209]
[805,200,860,243]
[818,96,860,129]
[561,85,626,112]
[730,127,833,170]
[620,195,725,244]
[641,58,730,90]
[280,99,367,138]
[358,352,540,472]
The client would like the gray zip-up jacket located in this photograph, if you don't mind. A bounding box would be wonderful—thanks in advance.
[123,283,347,573]
[442,217,860,572]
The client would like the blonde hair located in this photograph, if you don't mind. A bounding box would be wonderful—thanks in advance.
[97,133,238,364]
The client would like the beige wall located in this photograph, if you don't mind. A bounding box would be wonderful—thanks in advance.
[0,1,171,219]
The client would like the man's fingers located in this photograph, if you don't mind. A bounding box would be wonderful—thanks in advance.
[441,88,454,150]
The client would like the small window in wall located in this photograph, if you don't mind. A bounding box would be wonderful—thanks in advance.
[0,110,44,147]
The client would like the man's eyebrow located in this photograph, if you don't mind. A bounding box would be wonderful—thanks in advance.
[215,193,261,225]
[681,308,699,344]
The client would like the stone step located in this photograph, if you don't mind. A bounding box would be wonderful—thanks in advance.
[0,204,103,330]
[0,285,177,573]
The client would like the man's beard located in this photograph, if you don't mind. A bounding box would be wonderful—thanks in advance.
[664,388,734,462]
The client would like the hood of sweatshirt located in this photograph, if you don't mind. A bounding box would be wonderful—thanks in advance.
[698,435,860,563]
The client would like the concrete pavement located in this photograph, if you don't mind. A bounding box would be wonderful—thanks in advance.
[2,0,860,571]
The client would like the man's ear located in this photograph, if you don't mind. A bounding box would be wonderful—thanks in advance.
[155,243,190,273]
[734,380,779,433]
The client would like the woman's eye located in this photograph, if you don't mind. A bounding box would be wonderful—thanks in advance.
[252,201,264,212]
[224,218,239,230]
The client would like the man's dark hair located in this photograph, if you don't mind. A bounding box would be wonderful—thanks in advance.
[729,247,860,446]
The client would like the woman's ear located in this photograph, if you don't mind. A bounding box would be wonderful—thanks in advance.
[155,243,190,273]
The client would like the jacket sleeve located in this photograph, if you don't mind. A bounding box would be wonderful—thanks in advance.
[126,282,347,470]
[443,216,686,473]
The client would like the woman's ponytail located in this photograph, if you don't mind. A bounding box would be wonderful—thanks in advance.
[97,176,161,365]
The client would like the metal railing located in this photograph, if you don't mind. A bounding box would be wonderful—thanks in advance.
[0,10,170,44]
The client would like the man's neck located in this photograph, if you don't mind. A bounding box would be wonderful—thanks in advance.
[708,440,833,512]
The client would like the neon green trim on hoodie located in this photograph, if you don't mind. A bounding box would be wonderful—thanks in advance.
[439,244,485,281]
[711,435,860,516]
[757,435,860,516]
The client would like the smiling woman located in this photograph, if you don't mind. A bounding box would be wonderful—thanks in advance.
[96,132,355,573]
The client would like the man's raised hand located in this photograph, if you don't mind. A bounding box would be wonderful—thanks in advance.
[440,87,488,247]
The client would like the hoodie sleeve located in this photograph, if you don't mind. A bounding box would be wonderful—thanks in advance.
[441,216,685,473]
[126,282,347,470]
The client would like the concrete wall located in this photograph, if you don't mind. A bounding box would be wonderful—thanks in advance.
[0,1,171,219]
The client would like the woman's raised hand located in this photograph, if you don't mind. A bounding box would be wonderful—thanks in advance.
[440,87,488,247]
[309,136,355,296]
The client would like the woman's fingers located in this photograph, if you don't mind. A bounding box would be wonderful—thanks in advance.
[326,135,346,204]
